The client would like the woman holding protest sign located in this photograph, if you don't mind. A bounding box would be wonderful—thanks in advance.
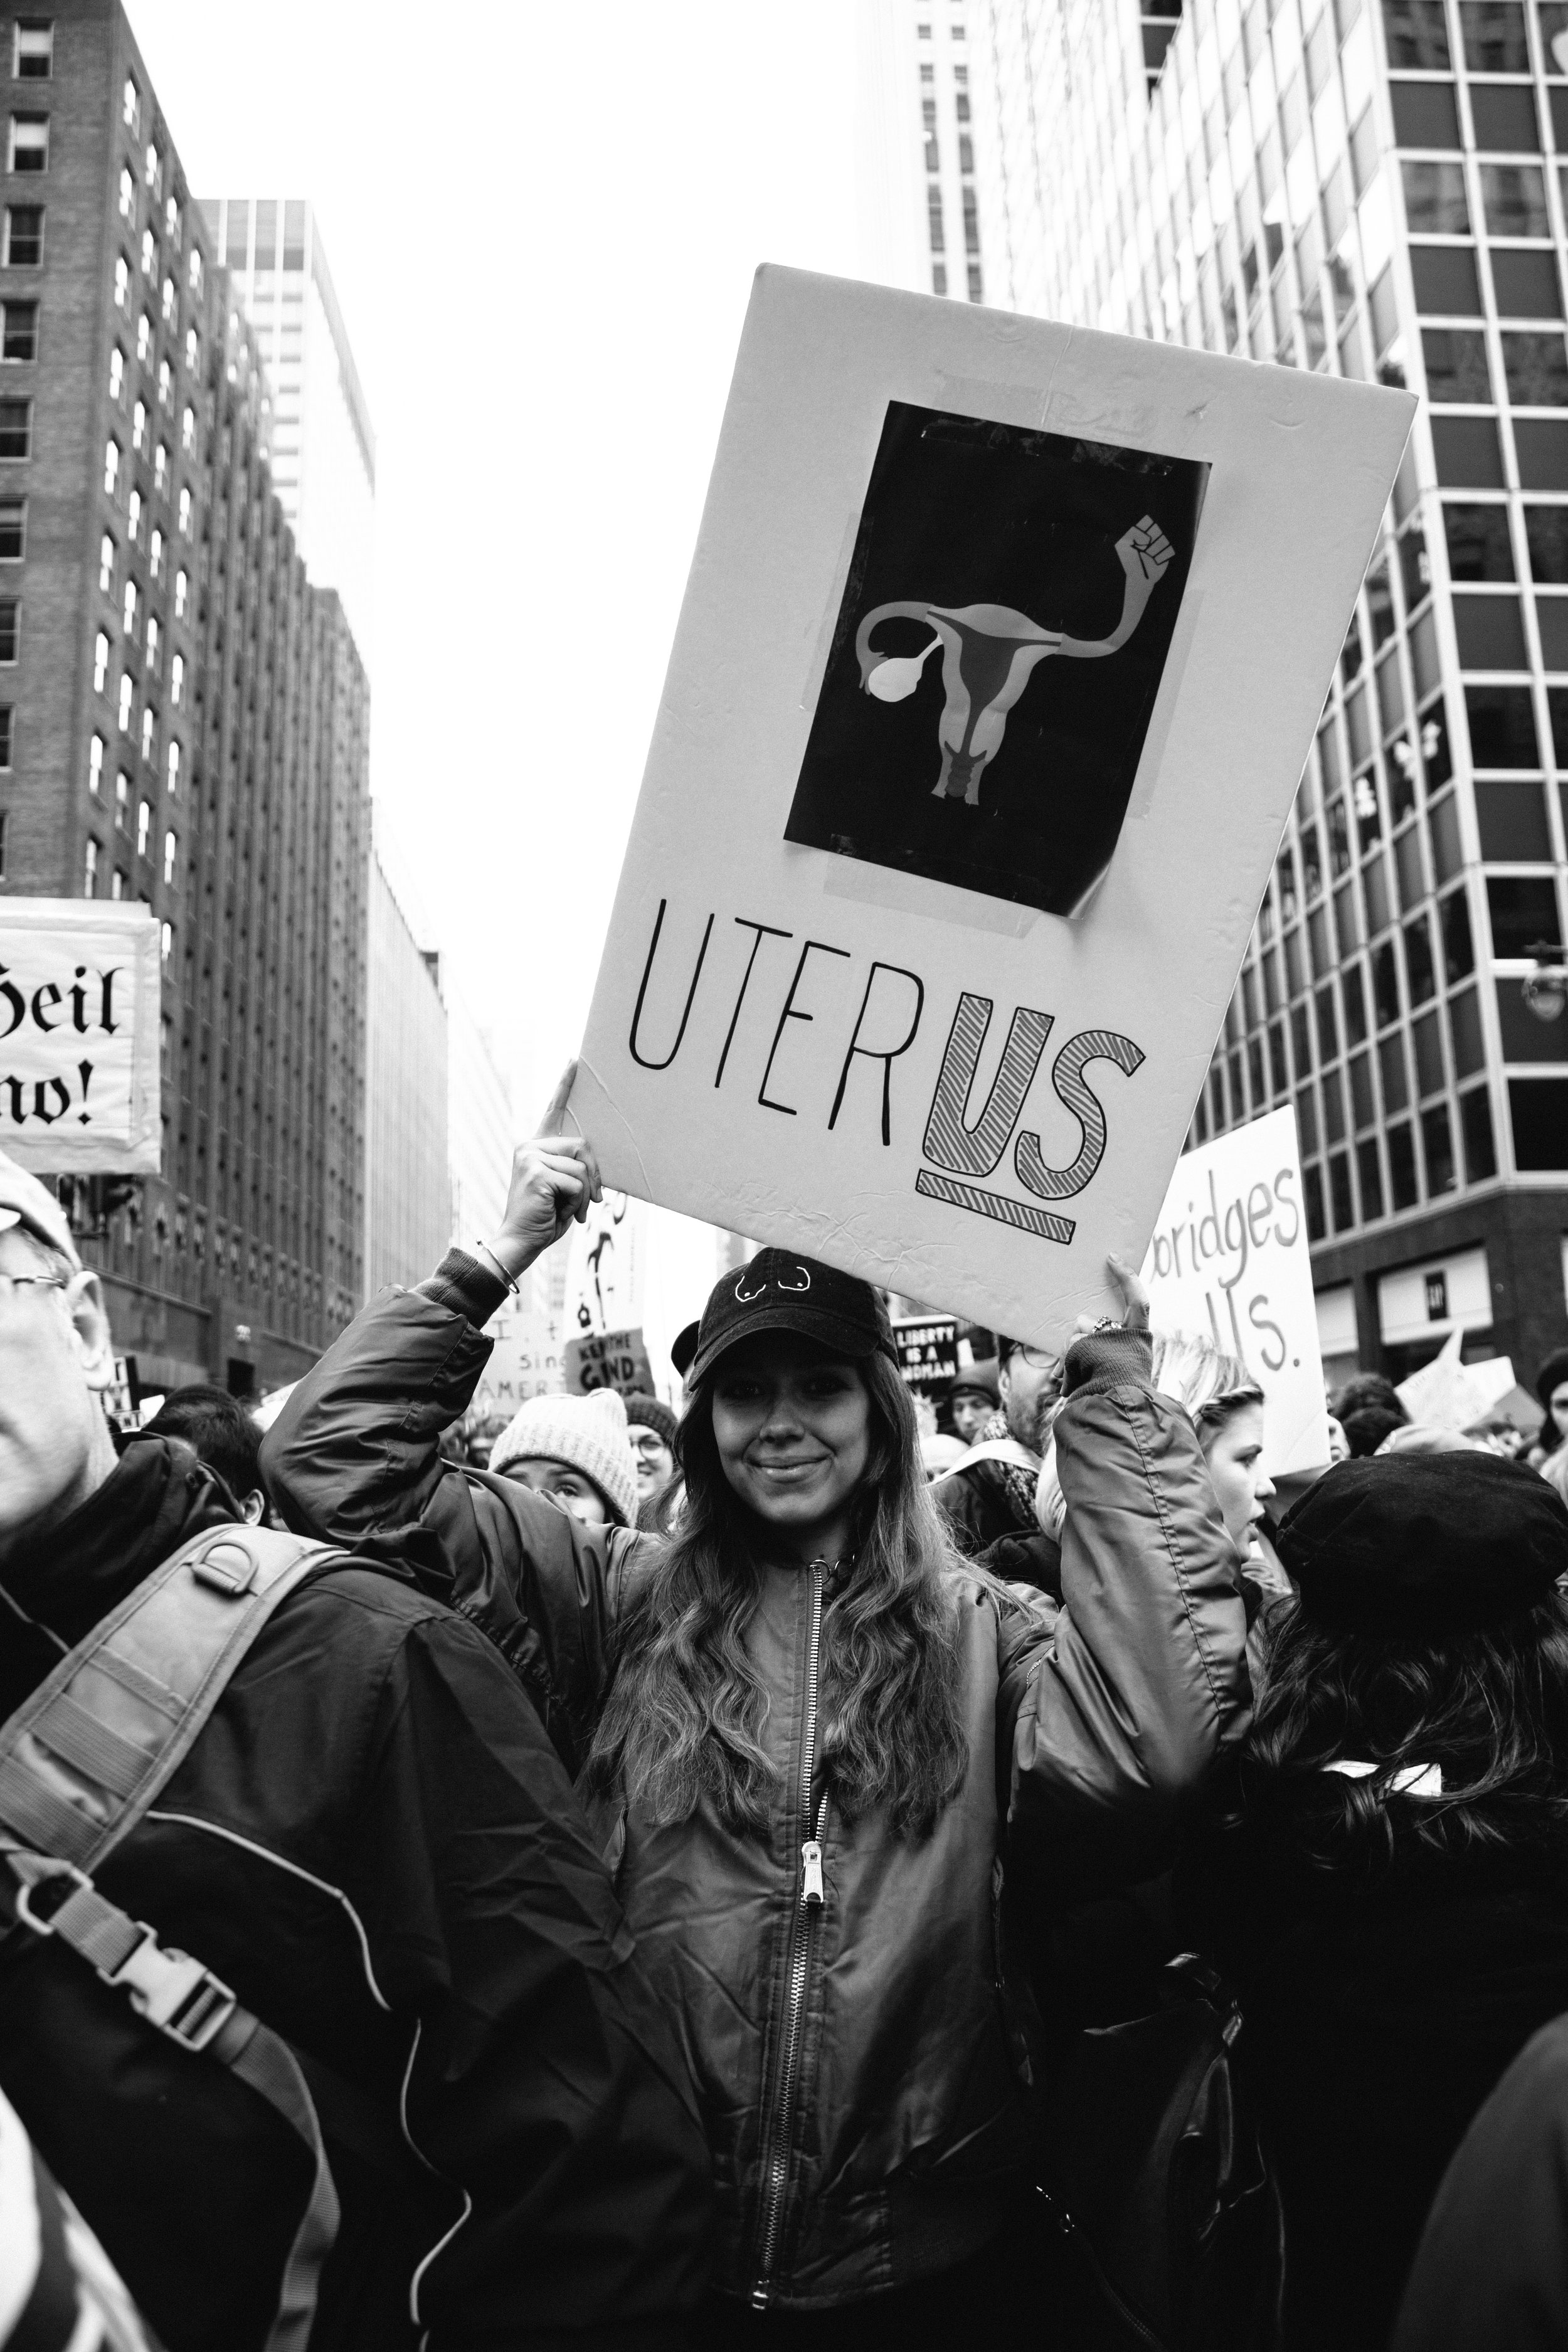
[263,1067,1250,2343]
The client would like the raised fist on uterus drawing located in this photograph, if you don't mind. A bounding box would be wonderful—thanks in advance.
[854,515,1175,808]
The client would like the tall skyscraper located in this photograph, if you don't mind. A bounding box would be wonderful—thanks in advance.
[857,0,988,302]
[961,0,1568,1385]
[199,198,374,662]
[446,985,513,1254]
[0,0,370,1395]
[364,836,449,1293]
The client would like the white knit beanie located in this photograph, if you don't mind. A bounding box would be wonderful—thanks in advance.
[487,1388,638,1528]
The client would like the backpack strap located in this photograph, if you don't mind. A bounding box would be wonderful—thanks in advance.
[0,1522,351,2352]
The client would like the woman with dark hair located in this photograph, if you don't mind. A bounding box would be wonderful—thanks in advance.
[1531,1344,1568,1503]
[265,1078,1251,2344]
[1180,1449,1568,2352]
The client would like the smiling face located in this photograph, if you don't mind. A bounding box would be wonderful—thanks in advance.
[1202,1401,1276,1552]
[630,1425,675,1497]
[708,1332,872,1565]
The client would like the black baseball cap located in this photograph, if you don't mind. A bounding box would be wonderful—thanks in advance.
[670,1320,701,1379]
[1279,1449,1568,1636]
[689,1248,896,1384]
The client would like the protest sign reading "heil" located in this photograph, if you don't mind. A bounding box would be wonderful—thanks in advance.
[1140,1106,1329,1478]
[572,268,1414,1348]
[0,900,161,1173]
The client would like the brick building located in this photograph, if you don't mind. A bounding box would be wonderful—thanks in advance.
[0,0,369,1394]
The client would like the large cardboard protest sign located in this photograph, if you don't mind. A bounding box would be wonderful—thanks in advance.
[572,268,1414,1346]
[1141,1106,1328,1478]
[0,899,161,1173]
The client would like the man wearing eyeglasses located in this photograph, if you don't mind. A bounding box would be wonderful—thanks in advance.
[931,1333,1065,1589]
[0,1148,711,2352]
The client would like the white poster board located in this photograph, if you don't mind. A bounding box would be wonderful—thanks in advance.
[1396,1329,1519,1433]
[572,268,1414,1348]
[473,1295,564,1422]
[0,899,161,1173]
[563,1191,645,1340]
[1141,1106,1328,1477]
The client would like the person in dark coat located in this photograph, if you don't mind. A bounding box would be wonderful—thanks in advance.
[1179,1449,1568,2352]
[0,1150,711,2352]
[930,1335,1063,1582]
[1392,2011,1568,2352]
[263,1070,1251,2344]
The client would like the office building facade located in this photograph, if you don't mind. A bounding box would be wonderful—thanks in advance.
[198,197,374,662]
[0,0,370,1392]
[857,0,988,300]
[446,985,512,1254]
[364,840,449,1294]
[967,0,1568,1382]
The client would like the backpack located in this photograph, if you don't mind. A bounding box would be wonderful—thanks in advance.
[1037,1952,1285,2352]
[0,1523,349,2352]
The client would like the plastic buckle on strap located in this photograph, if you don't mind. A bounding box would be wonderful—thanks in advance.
[107,1929,238,2052]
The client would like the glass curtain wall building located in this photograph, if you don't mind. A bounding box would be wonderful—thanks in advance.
[969,0,1568,1384]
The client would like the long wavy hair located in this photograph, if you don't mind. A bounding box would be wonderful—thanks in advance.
[1227,1590,1568,1869]
[584,1349,971,1839]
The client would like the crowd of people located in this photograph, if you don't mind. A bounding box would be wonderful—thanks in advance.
[3,1079,1568,2352]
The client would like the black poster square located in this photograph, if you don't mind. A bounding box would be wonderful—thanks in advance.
[785,402,1209,917]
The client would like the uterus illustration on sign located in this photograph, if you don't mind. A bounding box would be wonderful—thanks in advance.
[854,516,1176,810]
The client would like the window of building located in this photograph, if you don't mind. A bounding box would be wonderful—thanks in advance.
[144,614,158,672]
[184,327,198,374]
[122,77,137,130]
[159,918,171,963]
[1402,161,1470,236]
[173,567,186,618]
[166,739,179,792]
[13,22,53,79]
[117,164,134,221]
[88,733,103,796]
[161,274,175,325]
[962,188,980,255]
[955,88,971,122]
[92,629,108,691]
[187,248,201,295]
[113,770,127,829]
[1525,504,1568,578]
[3,205,41,266]
[1488,873,1562,954]
[0,499,23,561]
[157,358,171,410]
[113,254,128,309]
[0,706,13,770]
[135,797,149,857]
[162,827,176,885]
[97,531,114,593]
[1502,331,1568,403]
[177,485,191,534]
[0,598,15,664]
[149,525,161,580]
[108,868,123,900]
[8,115,48,172]
[179,403,194,454]
[2,301,39,369]
[107,347,127,407]
[170,650,183,705]
[135,310,151,363]
[139,222,153,273]
[165,194,180,246]
[83,836,97,896]
[153,443,166,493]
[1444,501,1514,578]
[116,671,131,731]
[0,399,29,462]
[139,705,154,763]
[125,486,140,543]
[122,578,136,635]
[1483,162,1550,239]
[1461,1,1531,73]
[144,141,160,194]
[967,262,984,300]
[130,397,145,453]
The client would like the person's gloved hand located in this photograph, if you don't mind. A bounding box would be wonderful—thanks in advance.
[0,1148,79,1265]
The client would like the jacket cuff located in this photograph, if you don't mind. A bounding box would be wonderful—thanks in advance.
[1063,1325,1154,1396]
[417,1246,511,1328]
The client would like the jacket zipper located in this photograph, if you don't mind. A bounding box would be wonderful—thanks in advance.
[750,1561,827,2310]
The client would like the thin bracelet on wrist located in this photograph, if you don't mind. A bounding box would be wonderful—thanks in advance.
[475,1240,519,1295]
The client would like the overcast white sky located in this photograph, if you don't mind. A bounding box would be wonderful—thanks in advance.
[130,0,866,1127]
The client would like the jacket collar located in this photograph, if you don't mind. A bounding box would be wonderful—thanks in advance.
[0,1436,235,1656]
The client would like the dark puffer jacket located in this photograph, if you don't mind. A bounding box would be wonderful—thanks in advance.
[0,1439,711,2352]
[265,1254,1251,2312]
